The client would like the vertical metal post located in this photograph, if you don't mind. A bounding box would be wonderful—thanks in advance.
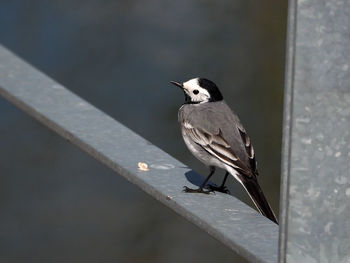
[280,0,350,262]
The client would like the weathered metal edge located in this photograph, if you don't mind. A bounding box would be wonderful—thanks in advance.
[279,0,297,262]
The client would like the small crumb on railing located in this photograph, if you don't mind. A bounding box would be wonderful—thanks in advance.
[138,162,149,171]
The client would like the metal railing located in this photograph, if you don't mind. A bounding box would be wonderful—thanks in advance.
[1,1,349,262]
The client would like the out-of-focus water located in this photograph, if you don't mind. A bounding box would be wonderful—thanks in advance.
[0,1,287,262]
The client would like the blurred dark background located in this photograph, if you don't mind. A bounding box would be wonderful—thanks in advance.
[0,1,287,262]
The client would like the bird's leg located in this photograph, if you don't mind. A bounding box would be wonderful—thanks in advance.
[183,167,215,194]
[208,171,230,194]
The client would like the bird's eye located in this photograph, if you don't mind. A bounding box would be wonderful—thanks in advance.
[193,90,199,95]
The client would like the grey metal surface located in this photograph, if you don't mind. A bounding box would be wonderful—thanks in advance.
[280,0,350,262]
[0,45,278,263]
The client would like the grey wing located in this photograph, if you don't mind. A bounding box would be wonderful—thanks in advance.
[183,125,254,177]
[237,126,259,175]
[181,101,258,177]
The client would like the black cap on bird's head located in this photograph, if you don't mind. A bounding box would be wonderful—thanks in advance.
[170,77,223,104]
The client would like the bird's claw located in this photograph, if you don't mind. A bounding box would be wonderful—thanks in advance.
[182,186,214,194]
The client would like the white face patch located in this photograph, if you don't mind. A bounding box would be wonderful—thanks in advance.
[183,78,210,103]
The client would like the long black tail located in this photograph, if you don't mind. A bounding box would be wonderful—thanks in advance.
[240,176,278,224]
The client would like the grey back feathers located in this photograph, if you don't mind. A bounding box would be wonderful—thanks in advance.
[178,100,258,177]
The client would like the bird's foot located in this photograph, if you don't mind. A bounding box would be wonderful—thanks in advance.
[207,185,230,194]
[182,186,214,194]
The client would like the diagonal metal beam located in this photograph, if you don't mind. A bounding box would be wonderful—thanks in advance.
[0,44,278,263]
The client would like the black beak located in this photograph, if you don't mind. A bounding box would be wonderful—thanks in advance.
[170,81,183,89]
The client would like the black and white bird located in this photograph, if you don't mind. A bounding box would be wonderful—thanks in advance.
[171,77,278,224]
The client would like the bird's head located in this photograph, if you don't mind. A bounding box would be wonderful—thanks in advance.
[170,77,223,104]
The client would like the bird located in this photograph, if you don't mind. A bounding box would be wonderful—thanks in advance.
[170,77,278,224]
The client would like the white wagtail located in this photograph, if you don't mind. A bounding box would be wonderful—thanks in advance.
[171,77,278,224]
